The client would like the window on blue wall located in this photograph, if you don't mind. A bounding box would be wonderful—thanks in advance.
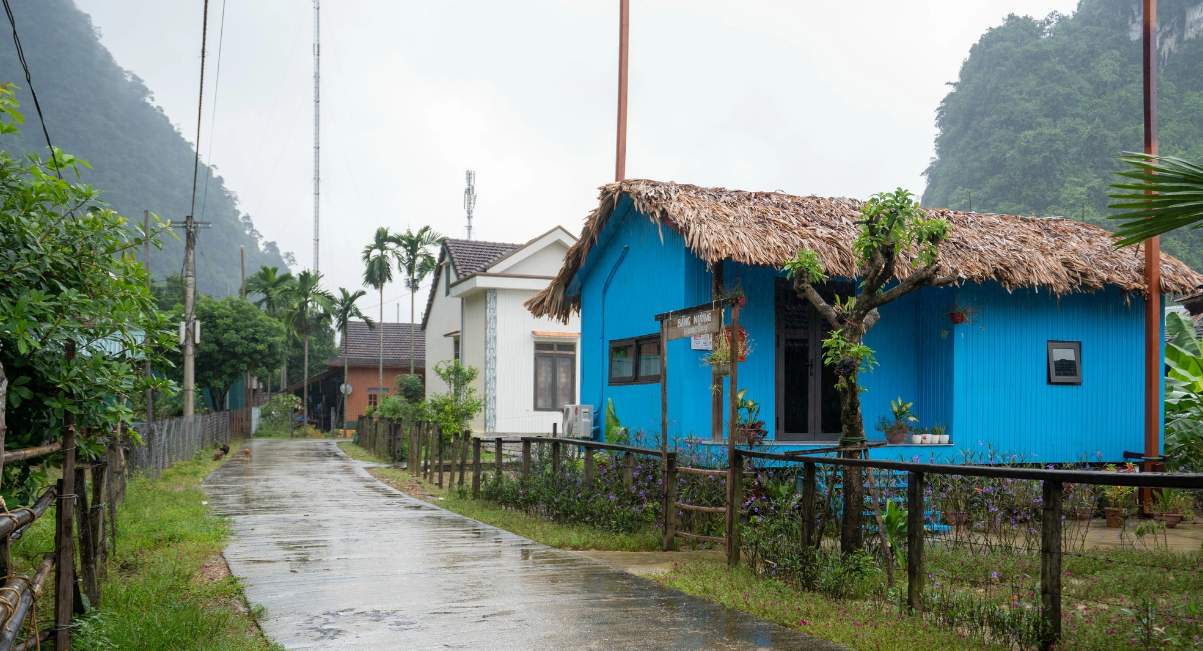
[609,335,660,384]
[1047,341,1082,385]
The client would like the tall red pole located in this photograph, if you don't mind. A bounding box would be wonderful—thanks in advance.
[615,0,629,182]
[1142,0,1161,490]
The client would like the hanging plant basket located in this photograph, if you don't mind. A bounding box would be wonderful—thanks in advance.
[712,361,731,377]
[949,311,967,325]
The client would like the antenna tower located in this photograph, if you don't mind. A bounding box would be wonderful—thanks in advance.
[464,170,477,240]
[312,0,321,271]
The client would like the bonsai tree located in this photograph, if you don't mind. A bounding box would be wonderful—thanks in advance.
[784,188,955,554]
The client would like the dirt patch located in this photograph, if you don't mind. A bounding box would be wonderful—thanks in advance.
[581,549,727,576]
[198,553,233,583]
[367,468,444,502]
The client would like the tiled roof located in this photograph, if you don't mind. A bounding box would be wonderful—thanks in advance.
[327,320,425,369]
[444,238,522,278]
[420,238,522,330]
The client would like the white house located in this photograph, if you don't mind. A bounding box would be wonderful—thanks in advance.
[422,226,580,433]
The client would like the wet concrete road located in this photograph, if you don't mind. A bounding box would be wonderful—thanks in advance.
[204,439,846,650]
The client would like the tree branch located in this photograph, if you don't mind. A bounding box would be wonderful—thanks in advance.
[859,261,953,313]
[793,278,840,328]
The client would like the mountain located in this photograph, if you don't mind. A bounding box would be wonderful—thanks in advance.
[922,0,1203,271]
[0,0,291,296]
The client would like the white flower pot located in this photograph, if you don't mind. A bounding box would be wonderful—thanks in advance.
[938,434,949,444]
[920,434,931,444]
[911,434,922,444]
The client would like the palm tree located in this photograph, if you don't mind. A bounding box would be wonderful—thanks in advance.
[362,227,394,402]
[391,226,442,375]
[330,288,374,432]
[1110,153,1203,246]
[283,270,334,432]
[246,265,295,391]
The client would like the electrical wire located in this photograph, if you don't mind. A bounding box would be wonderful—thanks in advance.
[189,0,212,219]
[1,0,63,181]
[199,0,229,222]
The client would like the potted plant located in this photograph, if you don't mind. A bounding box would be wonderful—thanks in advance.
[723,283,748,309]
[944,300,980,326]
[877,397,918,444]
[702,326,752,377]
[734,388,767,445]
[1102,478,1135,528]
[1153,489,1195,528]
[932,423,949,444]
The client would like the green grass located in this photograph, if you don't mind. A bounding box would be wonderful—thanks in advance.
[13,450,282,651]
[652,560,1004,651]
[339,441,659,551]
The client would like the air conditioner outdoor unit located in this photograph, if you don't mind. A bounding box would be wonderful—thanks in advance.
[561,404,593,439]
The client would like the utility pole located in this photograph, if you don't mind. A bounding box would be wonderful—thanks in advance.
[615,0,630,182]
[312,0,321,272]
[144,210,154,424]
[172,216,210,419]
[242,245,250,435]
[464,170,477,240]
[1142,0,1161,502]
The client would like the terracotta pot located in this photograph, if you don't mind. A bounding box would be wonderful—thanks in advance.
[885,428,909,445]
[1104,507,1125,528]
[1160,513,1183,528]
[1073,508,1094,521]
[950,311,967,325]
[737,296,747,309]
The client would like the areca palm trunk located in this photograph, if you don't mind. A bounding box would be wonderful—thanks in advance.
[410,274,416,375]
[378,285,384,404]
[303,332,310,434]
[343,328,350,432]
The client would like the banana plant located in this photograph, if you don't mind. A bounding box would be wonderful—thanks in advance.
[1165,311,1203,471]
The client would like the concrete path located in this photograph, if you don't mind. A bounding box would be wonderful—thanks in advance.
[204,439,844,650]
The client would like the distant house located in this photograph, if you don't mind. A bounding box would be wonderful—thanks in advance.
[527,180,1203,461]
[327,321,424,425]
[423,227,580,433]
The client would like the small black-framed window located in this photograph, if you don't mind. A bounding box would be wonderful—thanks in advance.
[453,337,460,362]
[535,341,576,411]
[609,335,661,385]
[1047,341,1082,385]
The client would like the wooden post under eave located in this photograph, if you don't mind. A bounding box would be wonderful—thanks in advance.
[660,319,668,454]
[907,471,925,614]
[1142,0,1161,508]
[55,341,77,650]
[1041,479,1064,647]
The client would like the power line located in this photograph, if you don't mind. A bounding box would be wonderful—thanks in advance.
[189,0,212,219]
[1,0,63,181]
[199,0,229,222]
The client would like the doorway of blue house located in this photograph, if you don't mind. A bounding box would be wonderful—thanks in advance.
[774,278,849,441]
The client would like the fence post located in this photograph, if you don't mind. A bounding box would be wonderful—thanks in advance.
[472,436,481,499]
[907,471,925,614]
[521,439,531,478]
[726,450,743,568]
[662,452,677,551]
[459,430,470,488]
[75,466,99,608]
[622,451,633,489]
[550,439,561,476]
[495,438,503,480]
[55,341,77,650]
[437,427,445,488]
[447,432,459,487]
[584,447,594,487]
[802,462,816,548]
[1041,479,1063,648]
[424,425,432,481]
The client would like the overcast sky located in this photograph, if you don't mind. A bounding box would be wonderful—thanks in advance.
[75,0,1079,322]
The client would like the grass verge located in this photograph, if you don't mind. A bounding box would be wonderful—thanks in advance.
[339,441,659,551]
[12,449,281,651]
[652,560,1002,651]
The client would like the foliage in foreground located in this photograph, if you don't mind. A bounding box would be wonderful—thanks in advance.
[12,452,279,650]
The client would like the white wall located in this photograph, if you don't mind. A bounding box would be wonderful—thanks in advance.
[461,291,487,431]
[500,239,570,277]
[424,263,462,399]
[493,288,581,434]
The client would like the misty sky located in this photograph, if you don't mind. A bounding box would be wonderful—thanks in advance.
[74,0,1079,322]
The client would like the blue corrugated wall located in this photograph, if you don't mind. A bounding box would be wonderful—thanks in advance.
[576,202,1162,463]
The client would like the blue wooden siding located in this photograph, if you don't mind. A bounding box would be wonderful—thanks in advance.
[576,202,1161,462]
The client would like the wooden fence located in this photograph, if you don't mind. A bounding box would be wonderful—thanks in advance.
[127,411,236,478]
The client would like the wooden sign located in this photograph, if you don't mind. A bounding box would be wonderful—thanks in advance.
[666,309,720,341]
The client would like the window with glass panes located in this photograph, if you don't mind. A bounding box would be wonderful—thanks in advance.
[534,342,576,410]
[608,335,661,385]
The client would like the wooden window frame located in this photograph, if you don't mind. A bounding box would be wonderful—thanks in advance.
[1046,340,1082,385]
[534,342,576,411]
[608,334,661,385]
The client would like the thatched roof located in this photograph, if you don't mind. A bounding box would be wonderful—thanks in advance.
[527,180,1203,322]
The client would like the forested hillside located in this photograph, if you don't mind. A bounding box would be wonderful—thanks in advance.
[922,0,1203,271]
[0,0,290,296]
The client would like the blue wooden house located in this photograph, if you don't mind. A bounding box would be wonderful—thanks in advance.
[526,180,1203,462]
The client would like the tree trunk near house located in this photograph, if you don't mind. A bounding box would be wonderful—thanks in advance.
[343,327,350,432]
[410,279,416,376]
[837,352,867,554]
[303,333,310,432]
[379,286,385,404]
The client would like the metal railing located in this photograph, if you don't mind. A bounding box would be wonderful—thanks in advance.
[127,411,235,478]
